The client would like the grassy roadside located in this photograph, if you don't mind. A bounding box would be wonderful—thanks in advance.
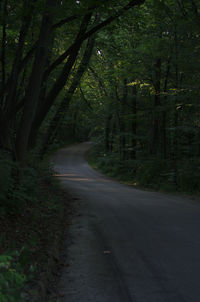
[0,155,73,302]
[88,148,200,199]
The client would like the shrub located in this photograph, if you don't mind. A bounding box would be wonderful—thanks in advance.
[0,254,26,302]
[177,159,200,193]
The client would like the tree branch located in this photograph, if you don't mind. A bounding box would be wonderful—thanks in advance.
[52,15,78,29]
[44,0,145,81]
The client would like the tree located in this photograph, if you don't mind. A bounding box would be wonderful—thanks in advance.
[74,0,200,192]
[0,0,145,164]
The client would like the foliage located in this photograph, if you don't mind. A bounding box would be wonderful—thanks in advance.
[0,147,68,299]
[0,253,26,302]
[1,0,200,297]
[0,157,39,215]
[90,144,200,194]
[73,0,200,195]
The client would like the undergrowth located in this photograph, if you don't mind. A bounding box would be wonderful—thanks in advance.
[0,151,68,301]
[89,142,200,195]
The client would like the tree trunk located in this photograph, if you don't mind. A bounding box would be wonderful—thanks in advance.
[27,1,145,152]
[151,58,161,155]
[172,23,179,187]
[28,14,92,148]
[162,111,167,159]
[40,34,96,157]
[5,0,34,116]
[0,0,7,99]
[72,111,78,140]
[105,113,112,153]
[15,0,57,163]
[0,1,34,152]
[161,54,171,160]
[119,79,128,160]
[130,86,137,160]
[110,120,116,152]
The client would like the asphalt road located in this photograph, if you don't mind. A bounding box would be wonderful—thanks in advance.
[52,142,200,302]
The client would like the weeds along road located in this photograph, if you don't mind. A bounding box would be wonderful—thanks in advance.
[52,142,200,302]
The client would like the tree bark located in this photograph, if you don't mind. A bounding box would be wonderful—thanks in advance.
[28,14,92,148]
[130,86,137,160]
[17,0,145,161]
[151,58,161,155]
[172,23,179,186]
[40,34,96,157]
[15,0,57,163]
[0,0,7,100]
[43,0,145,82]
[105,113,113,153]
[0,1,35,151]
[5,0,34,115]
[162,53,172,159]
[118,80,128,160]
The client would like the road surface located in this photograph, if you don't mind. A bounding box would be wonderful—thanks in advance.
[52,142,200,302]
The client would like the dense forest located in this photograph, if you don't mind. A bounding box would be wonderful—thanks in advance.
[78,1,200,193]
[1,0,200,300]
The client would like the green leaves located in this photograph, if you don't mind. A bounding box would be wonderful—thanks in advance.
[0,254,26,302]
[75,0,200,194]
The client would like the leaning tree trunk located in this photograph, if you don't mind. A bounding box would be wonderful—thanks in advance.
[5,0,34,116]
[0,0,7,99]
[28,14,92,149]
[15,0,57,163]
[28,1,146,151]
[0,0,8,148]
[40,34,96,157]
[1,1,34,151]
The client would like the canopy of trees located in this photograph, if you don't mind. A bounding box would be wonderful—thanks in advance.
[0,0,144,163]
[1,0,200,188]
[64,0,200,192]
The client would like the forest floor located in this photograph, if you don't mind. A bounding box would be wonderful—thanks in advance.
[0,173,74,302]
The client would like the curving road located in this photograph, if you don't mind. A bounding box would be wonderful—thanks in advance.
[52,142,200,302]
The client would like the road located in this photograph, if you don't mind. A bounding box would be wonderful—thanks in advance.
[52,142,200,302]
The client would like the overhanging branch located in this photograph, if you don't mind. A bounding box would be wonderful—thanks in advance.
[45,0,145,81]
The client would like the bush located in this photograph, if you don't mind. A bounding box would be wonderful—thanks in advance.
[0,158,13,208]
[0,254,26,302]
[90,138,200,194]
[0,150,54,215]
[135,159,171,189]
[0,163,39,215]
[90,147,200,194]
[177,159,200,193]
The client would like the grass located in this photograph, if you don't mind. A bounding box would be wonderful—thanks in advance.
[88,148,200,198]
